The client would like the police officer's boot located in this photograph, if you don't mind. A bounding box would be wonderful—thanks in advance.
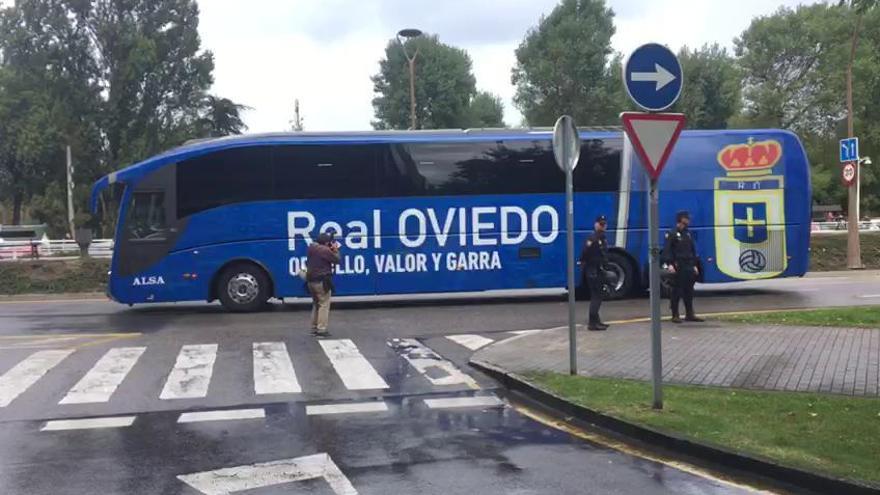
[587,317,606,331]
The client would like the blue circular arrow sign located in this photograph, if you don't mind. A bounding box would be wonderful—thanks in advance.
[623,43,682,112]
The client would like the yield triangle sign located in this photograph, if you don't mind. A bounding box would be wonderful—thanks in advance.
[621,112,686,180]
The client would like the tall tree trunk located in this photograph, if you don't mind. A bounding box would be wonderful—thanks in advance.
[846,8,863,269]
[12,191,23,225]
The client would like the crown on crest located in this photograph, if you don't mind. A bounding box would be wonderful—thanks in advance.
[717,138,781,173]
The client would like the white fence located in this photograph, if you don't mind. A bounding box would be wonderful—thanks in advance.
[811,219,880,234]
[0,238,114,261]
[1,219,878,261]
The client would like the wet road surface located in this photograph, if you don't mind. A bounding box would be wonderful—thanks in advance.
[0,271,876,494]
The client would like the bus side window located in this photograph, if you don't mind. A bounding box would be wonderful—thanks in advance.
[177,146,273,217]
[497,140,563,193]
[393,141,500,196]
[574,139,622,192]
[274,145,379,200]
[128,191,168,241]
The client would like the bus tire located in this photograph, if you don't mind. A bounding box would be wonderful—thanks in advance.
[604,251,634,300]
[216,263,270,312]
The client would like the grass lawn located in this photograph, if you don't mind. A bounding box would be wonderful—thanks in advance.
[526,372,880,485]
[718,306,880,328]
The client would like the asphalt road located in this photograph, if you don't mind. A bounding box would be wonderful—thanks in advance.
[0,271,876,494]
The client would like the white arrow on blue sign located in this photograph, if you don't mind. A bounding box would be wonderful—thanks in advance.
[623,43,683,112]
[840,137,858,163]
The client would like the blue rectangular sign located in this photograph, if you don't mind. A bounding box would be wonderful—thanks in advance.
[840,137,859,163]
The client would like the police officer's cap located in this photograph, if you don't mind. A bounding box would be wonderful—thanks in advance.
[595,215,607,224]
[676,210,690,222]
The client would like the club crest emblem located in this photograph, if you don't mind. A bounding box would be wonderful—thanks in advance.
[714,138,787,279]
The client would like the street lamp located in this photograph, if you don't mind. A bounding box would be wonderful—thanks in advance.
[397,28,422,130]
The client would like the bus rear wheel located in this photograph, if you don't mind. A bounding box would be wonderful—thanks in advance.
[217,263,270,312]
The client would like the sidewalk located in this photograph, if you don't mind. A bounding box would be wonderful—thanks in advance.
[473,321,880,397]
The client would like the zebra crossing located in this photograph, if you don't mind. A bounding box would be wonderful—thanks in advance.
[0,334,509,415]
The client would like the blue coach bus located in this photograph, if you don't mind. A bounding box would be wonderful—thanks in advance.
[90,128,810,311]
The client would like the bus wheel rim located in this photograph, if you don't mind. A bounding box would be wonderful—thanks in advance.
[228,273,259,305]
[607,263,626,292]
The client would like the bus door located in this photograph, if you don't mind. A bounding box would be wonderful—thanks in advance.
[114,165,184,301]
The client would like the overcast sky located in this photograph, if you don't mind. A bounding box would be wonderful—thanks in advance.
[197,0,815,132]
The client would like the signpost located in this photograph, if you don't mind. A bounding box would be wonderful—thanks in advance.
[621,43,685,410]
[840,137,862,269]
[552,115,581,376]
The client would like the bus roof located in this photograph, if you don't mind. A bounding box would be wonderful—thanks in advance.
[89,127,797,213]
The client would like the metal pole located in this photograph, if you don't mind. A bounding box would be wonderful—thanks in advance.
[846,10,863,269]
[408,58,417,130]
[566,151,577,375]
[648,177,663,408]
[66,145,75,239]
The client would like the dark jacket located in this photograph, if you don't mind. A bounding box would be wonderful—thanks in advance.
[579,231,608,277]
[661,227,697,267]
[306,243,340,282]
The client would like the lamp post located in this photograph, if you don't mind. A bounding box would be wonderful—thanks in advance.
[397,28,422,130]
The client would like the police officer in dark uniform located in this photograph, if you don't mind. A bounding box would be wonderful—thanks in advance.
[580,215,609,331]
[661,211,705,323]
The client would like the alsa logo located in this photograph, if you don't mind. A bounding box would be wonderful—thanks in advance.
[132,276,165,286]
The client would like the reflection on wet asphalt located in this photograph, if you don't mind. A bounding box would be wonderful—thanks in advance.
[3,275,869,494]
[0,394,754,495]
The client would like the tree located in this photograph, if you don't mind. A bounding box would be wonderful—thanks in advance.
[734,3,880,214]
[734,4,851,134]
[466,91,505,128]
[0,0,244,231]
[194,96,249,138]
[0,0,102,225]
[511,0,619,127]
[372,34,476,130]
[671,44,740,129]
[0,68,65,224]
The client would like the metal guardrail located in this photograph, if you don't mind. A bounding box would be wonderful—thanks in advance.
[0,239,114,260]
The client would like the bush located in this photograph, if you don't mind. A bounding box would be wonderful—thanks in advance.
[0,259,109,295]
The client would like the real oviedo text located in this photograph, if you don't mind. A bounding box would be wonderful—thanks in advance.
[287,205,560,276]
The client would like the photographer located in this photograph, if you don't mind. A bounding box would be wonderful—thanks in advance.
[306,230,340,337]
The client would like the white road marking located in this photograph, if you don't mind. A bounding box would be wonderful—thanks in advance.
[178,408,265,423]
[159,344,218,400]
[177,453,357,495]
[0,349,74,407]
[858,294,880,298]
[388,338,479,388]
[59,347,146,404]
[424,395,504,410]
[318,339,388,390]
[253,342,301,394]
[445,334,494,350]
[41,415,136,431]
[306,401,388,416]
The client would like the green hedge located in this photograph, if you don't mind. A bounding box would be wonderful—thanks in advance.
[0,258,109,295]
[0,233,877,296]
[810,232,880,271]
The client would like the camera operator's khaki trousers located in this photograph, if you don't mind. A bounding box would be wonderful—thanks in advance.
[308,281,332,333]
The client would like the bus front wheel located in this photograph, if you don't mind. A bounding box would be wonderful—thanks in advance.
[217,263,270,312]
